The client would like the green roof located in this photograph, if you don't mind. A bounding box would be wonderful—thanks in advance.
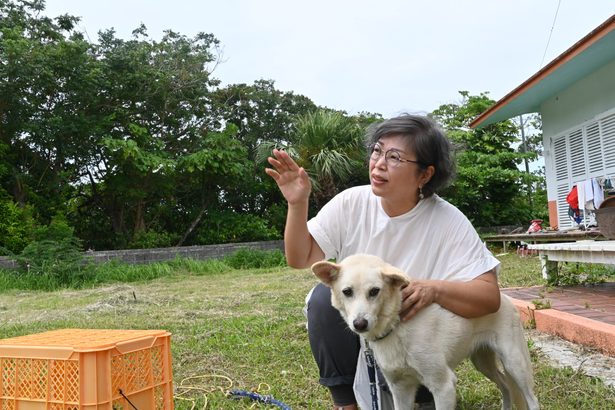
[471,15,615,128]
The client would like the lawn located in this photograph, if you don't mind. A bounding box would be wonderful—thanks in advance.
[1,252,614,409]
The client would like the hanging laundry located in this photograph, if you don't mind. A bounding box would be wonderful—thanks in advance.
[566,186,582,224]
[592,178,604,209]
[583,179,594,206]
[585,200,595,211]
[577,182,586,211]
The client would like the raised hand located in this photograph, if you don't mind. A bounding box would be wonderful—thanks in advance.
[265,149,312,205]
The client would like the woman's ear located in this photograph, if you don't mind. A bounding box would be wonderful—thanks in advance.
[421,165,435,186]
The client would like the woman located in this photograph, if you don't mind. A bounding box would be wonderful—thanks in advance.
[265,114,501,410]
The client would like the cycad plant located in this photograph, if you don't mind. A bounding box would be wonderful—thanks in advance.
[258,109,366,208]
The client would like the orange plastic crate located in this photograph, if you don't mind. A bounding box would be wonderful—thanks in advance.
[0,329,174,410]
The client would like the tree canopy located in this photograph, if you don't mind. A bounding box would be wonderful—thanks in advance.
[0,1,546,255]
[432,92,546,226]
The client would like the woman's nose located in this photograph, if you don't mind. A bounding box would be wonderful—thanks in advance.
[374,155,388,168]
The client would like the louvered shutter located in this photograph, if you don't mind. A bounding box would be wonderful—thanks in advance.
[550,109,615,228]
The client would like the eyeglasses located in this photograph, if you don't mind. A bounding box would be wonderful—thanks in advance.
[369,144,423,168]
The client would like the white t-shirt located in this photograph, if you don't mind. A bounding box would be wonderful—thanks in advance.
[307,185,499,281]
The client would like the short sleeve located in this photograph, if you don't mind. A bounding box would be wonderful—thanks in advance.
[439,211,500,281]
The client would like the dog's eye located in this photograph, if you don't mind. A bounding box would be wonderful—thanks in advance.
[342,287,353,297]
[368,287,380,298]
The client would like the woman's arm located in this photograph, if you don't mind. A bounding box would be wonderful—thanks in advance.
[283,200,325,268]
[399,269,500,321]
[266,149,325,268]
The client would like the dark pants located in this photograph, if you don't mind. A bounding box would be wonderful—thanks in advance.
[306,283,434,406]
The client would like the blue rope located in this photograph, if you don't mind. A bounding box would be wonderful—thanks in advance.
[229,389,292,410]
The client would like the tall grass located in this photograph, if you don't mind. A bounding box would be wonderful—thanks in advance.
[0,249,286,292]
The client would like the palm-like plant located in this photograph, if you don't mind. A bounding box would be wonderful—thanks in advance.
[258,109,366,208]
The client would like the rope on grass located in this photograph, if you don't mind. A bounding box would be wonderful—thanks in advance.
[228,388,292,410]
[174,374,233,410]
[174,374,292,409]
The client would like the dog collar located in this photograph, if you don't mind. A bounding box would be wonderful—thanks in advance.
[372,326,395,341]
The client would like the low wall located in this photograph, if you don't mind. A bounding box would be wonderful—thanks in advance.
[0,257,18,270]
[0,240,284,270]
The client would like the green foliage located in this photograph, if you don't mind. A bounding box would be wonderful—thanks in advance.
[531,298,552,310]
[128,230,178,249]
[195,211,281,245]
[0,248,286,292]
[209,80,318,229]
[293,110,367,194]
[1,0,97,223]
[1,2,551,249]
[432,91,547,226]
[165,257,230,276]
[223,249,287,269]
[90,260,174,284]
[258,109,374,210]
[15,216,92,288]
[0,0,320,249]
[0,199,35,254]
[547,262,615,287]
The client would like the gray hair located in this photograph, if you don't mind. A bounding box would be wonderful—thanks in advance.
[365,114,455,198]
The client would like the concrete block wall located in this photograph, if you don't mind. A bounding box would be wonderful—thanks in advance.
[0,240,284,270]
[0,257,18,270]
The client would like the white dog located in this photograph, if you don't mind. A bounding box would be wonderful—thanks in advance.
[311,254,539,410]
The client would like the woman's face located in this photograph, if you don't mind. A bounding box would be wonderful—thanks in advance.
[369,134,434,216]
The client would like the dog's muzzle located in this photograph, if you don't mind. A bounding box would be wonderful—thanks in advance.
[353,318,369,332]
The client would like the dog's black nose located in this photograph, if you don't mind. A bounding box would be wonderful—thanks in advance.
[353,318,368,332]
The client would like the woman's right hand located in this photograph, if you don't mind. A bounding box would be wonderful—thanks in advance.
[265,149,312,205]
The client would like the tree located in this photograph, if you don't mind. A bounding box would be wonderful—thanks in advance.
[513,113,545,210]
[0,0,93,222]
[77,27,223,244]
[210,80,317,222]
[432,91,546,226]
[174,124,250,246]
[1,1,263,249]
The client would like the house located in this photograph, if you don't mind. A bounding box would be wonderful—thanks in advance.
[470,15,615,230]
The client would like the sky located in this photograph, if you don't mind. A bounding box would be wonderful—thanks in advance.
[42,0,615,118]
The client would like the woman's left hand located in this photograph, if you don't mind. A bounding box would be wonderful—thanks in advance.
[399,270,500,322]
[399,280,439,322]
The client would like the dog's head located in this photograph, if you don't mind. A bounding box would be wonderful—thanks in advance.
[311,254,409,340]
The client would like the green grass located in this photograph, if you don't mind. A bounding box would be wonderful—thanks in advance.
[1,252,614,409]
[0,249,285,291]
[493,251,545,288]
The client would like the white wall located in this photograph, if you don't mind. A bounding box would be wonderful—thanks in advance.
[542,59,615,137]
[540,59,615,228]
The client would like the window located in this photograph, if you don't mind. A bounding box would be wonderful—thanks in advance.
[552,110,615,228]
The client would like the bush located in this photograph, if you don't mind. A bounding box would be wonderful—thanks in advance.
[16,216,93,288]
[548,262,615,286]
[128,230,178,249]
[195,212,281,245]
[0,200,36,254]
[223,248,287,269]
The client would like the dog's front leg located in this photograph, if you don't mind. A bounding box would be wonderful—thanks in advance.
[424,368,458,410]
[388,380,419,410]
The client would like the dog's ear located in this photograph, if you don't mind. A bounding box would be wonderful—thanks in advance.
[311,261,342,286]
[382,265,410,288]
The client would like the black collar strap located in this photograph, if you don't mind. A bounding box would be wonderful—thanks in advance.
[372,325,395,341]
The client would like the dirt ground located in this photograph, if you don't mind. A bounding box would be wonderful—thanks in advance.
[527,329,615,389]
